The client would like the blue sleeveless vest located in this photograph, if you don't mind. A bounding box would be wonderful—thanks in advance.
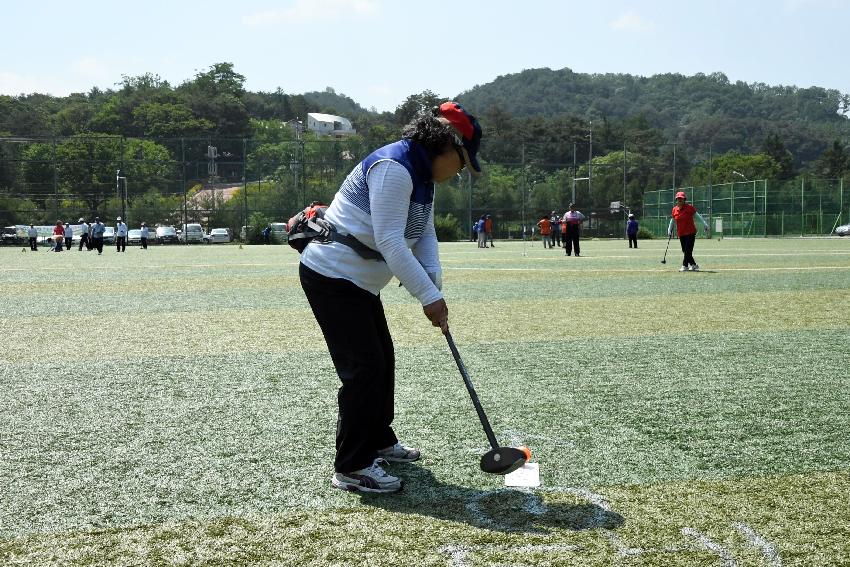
[337,139,434,240]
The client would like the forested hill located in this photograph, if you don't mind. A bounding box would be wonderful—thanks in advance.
[457,67,850,159]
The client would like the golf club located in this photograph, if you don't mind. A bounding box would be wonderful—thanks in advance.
[443,329,530,475]
[661,228,673,264]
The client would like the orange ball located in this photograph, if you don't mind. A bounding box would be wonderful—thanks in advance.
[518,446,531,461]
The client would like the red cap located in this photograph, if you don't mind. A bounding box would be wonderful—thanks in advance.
[675,191,687,200]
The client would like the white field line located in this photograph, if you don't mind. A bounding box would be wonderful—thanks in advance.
[449,265,850,273]
[734,523,782,566]
[681,527,737,567]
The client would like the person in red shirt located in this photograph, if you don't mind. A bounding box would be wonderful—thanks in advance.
[52,220,65,252]
[536,215,552,248]
[667,191,709,271]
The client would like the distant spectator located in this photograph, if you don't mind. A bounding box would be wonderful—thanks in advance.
[627,213,639,249]
[116,217,127,252]
[262,224,271,244]
[476,215,487,248]
[484,214,494,247]
[28,224,38,251]
[140,222,149,250]
[77,218,89,251]
[52,221,64,252]
[536,215,553,248]
[549,211,562,248]
[91,217,105,255]
[562,203,585,257]
[64,222,73,250]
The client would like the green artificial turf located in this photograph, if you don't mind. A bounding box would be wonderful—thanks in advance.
[1,238,849,565]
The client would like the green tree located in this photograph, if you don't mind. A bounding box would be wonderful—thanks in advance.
[762,133,795,179]
[814,140,848,178]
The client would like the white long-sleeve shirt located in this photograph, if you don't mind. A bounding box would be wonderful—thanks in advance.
[301,160,442,306]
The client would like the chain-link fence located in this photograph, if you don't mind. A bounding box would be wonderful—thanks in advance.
[644,178,846,237]
[2,135,846,243]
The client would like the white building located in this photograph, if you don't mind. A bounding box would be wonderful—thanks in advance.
[306,113,356,137]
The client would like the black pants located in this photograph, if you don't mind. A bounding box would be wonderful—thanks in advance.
[679,233,696,266]
[299,263,398,473]
[29,237,37,251]
[552,227,561,247]
[65,237,72,250]
[78,234,88,250]
[116,236,126,252]
[565,225,581,256]
[628,234,638,248]
[93,237,103,253]
[141,237,148,249]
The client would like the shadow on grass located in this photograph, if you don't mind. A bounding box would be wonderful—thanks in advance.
[357,464,624,534]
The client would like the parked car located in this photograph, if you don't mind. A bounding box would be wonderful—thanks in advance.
[156,226,179,244]
[204,228,231,244]
[270,222,288,243]
[127,229,142,245]
[836,222,850,237]
[180,223,204,244]
[102,226,115,244]
[2,226,23,246]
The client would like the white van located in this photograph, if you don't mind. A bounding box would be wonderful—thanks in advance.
[180,223,204,244]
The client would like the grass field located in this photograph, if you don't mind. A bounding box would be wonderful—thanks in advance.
[1,237,849,566]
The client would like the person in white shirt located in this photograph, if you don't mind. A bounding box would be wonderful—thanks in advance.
[77,218,89,251]
[116,217,128,252]
[27,224,38,251]
[140,222,149,250]
[63,222,74,250]
[299,102,482,494]
[562,203,586,257]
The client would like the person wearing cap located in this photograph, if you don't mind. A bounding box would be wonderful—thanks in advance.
[28,224,38,251]
[562,203,586,256]
[63,222,74,250]
[668,191,709,271]
[626,213,639,249]
[116,217,128,252]
[140,222,149,250]
[77,218,90,251]
[91,217,105,255]
[298,101,482,494]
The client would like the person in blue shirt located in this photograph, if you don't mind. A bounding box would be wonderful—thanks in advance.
[627,213,639,248]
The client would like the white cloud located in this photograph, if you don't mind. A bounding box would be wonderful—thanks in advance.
[70,57,109,80]
[0,71,47,96]
[242,0,378,27]
[610,10,655,33]
[783,0,848,10]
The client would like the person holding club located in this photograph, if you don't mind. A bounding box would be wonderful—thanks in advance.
[298,102,482,493]
[667,191,709,271]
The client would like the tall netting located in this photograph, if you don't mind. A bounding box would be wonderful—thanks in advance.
[1,134,846,242]
[644,179,846,237]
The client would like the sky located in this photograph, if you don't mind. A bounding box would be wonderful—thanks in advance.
[2,0,849,113]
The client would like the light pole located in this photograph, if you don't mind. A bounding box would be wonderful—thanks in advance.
[116,170,127,222]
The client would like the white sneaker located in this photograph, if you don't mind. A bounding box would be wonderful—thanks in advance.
[332,460,402,493]
[690,264,700,271]
[679,265,689,272]
[377,442,421,463]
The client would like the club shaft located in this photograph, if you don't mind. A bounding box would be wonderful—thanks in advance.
[662,229,673,262]
[444,330,500,449]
